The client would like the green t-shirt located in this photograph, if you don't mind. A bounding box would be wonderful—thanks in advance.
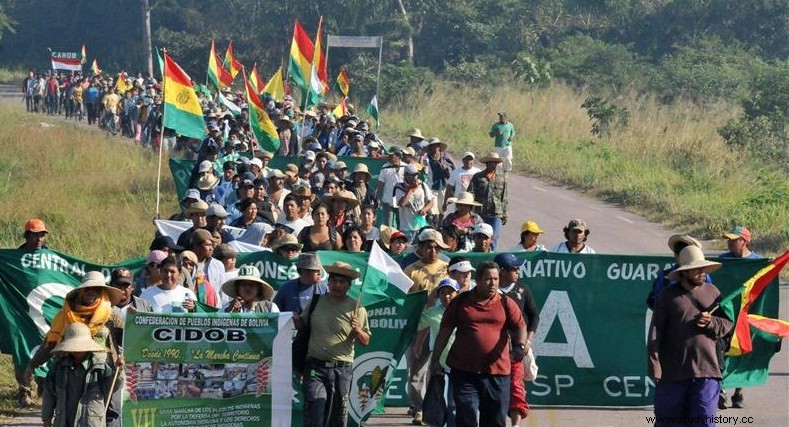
[418,304,454,368]
[490,121,515,148]
[307,296,370,363]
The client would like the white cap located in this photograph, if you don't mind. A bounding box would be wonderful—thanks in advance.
[198,160,213,173]
[462,151,475,159]
[472,223,494,238]
[250,158,263,169]
[304,150,316,161]
[448,260,475,273]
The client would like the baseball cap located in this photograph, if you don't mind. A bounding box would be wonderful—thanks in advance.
[566,219,588,232]
[520,220,545,234]
[417,228,449,249]
[250,158,264,169]
[493,253,523,270]
[147,250,168,266]
[462,151,475,160]
[448,260,475,273]
[404,164,419,175]
[149,235,184,252]
[723,226,751,243]
[198,160,213,173]
[24,218,48,233]
[435,278,460,293]
[206,203,229,218]
[303,150,316,161]
[472,223,494,238]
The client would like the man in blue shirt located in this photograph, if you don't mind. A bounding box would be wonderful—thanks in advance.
[273,253,328,314]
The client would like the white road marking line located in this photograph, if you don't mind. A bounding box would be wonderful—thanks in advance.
[532,186,548,192]
[616,215,634,223]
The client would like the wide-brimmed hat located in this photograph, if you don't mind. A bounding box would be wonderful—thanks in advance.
[197,174,219,190]
[667,234,702,255]
[296,253,323,271]
[52,323,106,353]
[479,152,503,163]
[448,192,481,207]
[402,147,417,157]
[666,246,721,280]
[185,200,209,215]
[322,190,360,209]
[324,261,360,280]
[520,220,545,235]
[221,265,275,301]
[272,233,303,250]
[417,228,449,249]
[65,272,124,305]
[425,137,447,151]
[378,225,403,250]
[408,128,424,140]
[351,163,372,181]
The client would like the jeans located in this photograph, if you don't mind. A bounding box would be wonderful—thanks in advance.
[450,369,510,427]
[303,359,352,427]
[482,216,503,251]
[653,378,720,427]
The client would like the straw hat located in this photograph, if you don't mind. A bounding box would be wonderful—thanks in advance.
[221,265,275,301]
[479,152,503,163]
[408,128,424,140]
[322,190,360,209]
[324,261,360,280]
[272,233,303,250]
[185,200,209,215]
[65,273,124,306]
[666,246,721,280]
[425,137,447,151]
[448,192,482,207]
[197,174,219,191]
[52,323,106,353]
[667,234,702,255]
[351,163,372,181]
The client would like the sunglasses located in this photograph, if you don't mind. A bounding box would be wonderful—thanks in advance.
[280,245,300,252]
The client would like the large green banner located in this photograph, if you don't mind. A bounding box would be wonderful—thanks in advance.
[170,156,389,200]
[122,311,294,427]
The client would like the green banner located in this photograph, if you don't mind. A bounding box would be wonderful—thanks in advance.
[170,156,389,201]
[122,311,294,427]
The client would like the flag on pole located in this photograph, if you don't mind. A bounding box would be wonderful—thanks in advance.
[90,59,101,76]
[243,67,280,152]
[332,97,349,118]
[207,40,233,90]
[355,241,413,306]
[249,64,265,94]
[721,250,789,355]
[80,45,87,64]
[287,20,314,92]
[223,41,243,80]
[49,50,82,71]
[366,95,379,127]
[217,90,242,117]
[115,72,130,93]
[262,67,285,102]
[314,16,329,94]
[155,47,165,80]
[335,68,350,96]
[163,52,207,140]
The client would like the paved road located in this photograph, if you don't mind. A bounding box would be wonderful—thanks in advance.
[1,85,786,426]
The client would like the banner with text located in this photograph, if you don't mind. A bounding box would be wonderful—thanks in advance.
[122,311,294,427]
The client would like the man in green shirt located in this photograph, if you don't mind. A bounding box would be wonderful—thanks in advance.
[489,111,515,174]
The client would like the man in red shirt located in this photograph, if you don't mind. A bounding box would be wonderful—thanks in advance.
[431,261,527,427]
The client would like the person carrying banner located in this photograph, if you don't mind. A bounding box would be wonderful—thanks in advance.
[222,265,278,313]
[41,323,118,427]
[647,246,733,425]
[140,256,197,313]
[430,261,527,427]
[299,262,371,427]
[273,253,328,314]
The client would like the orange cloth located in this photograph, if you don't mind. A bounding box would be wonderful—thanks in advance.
[45,291,113,344]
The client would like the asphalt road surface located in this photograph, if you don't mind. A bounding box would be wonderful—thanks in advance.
[1,85,786,427]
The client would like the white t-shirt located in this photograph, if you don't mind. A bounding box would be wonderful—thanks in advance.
[509,243,547,252]
[378,163,404,206]
[550,242,596,254]
[140,286,198,313]
[447,166,482,198]
[276,217,310,236]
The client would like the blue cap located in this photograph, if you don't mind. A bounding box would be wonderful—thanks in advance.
[436,278,460,293]
[493,253,523,270]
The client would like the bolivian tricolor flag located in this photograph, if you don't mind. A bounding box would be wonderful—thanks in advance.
[288,20,314,91]
[91,59,101,76]
[80,45,87,64]
[243,67,280,152]
[224,41,243,80]
[208,40,233,90]
[263,67,285,102]
[163,52,207,140]
[249,63,265,94]
[722,250,789,355]
[335,68,350,97]
[332,97,349,118]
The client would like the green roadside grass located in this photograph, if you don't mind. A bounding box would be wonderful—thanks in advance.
[0,67,27,85]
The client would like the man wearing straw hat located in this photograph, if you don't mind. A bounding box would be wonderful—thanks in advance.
[42,323,117,427]
[647,246,733,424]
[300,261,370,427]
[469,152,508,250]
[176,199,209,249]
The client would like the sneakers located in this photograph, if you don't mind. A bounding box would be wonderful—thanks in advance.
[718,389,727,410]
[731,391,745,408]
[412,411,425,425]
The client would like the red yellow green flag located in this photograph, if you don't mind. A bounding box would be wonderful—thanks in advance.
[332,97,349,117]
[722,250,789,355]
[80,45,86,64]
[262,67,285,102]
[335,68,350,97]
[287,20,314,91]
[223,41,243,80]
[208,40,233,90]
[90,59,101,76]
[163,52,206,140]
[313,16,329,94]
[115,72,130,93]
[249,64,265,94]
[243,67,280,152]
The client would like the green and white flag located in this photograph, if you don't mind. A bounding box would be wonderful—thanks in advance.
[217,90,242,117]
[366,95,379,127]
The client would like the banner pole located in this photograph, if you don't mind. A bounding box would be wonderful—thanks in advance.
[155,48,166,219]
